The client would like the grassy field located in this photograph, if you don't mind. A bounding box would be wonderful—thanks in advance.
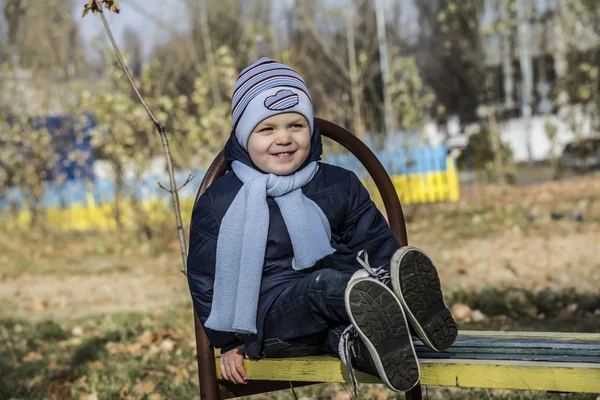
[1,173,599,399]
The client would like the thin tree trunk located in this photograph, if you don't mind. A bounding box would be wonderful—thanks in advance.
[131,169,153,240]
[517,0,534,165]
[198,0,222,106]
[375,0,394,142]
[113,162,122,229]
[345,6,365,139]
[270,2,281,57]
[500,0,514,110]
[488,109,505,183]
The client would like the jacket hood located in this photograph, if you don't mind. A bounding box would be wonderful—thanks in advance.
[223,120,324,174]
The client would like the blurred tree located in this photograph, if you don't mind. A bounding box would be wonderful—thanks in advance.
[388,57,437,133]
[2,0,86,76]
[0,116,65,227]
[122,26,143,78]
[414,0,485,121]
[553,1,600,136]
[76,46,237,233]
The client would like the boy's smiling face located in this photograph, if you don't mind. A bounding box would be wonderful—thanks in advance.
[247,113,311,175]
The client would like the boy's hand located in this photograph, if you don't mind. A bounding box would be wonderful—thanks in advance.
[220,344,247,384]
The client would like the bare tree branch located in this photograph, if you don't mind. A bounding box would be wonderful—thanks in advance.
[119,0,181,37]
[298,12,350,81]
[158,173,194,193]
[86,0,190,275]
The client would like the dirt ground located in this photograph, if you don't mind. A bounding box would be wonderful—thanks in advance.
[1,173,599,324]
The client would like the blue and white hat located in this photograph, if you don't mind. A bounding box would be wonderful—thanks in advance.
[231,57,314,150]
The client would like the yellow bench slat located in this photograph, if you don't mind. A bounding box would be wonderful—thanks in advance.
[216,356,600,393]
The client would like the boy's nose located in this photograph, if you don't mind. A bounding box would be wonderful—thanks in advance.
[275,131,292,145]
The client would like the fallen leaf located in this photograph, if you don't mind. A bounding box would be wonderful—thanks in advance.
[151,312,162,320]
[144,369,166,378]
[174,365,190,384]
[143,345,161,361]
[367,388,388,400]
[48,359,59,370]
[127,343,143,356]
[119,384,130,398]
[24,300,50,311]
[139,330,155,346]
[23,352,43,362]
[157,328,169,339]
[105,342,119,354]
[72,326,84,337]
[133,380,155,395]
[451,303,473,321]
[333,391,351,400]
[471,309,486,323]
[49,381,72,399]
[148,394,164,400]
[166,364,178,373]
[87,393,99,400]
[180,367,190,380]
[28,375,44,387]
[159,339,175,353]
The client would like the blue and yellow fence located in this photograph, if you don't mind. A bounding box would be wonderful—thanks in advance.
[325,145,459,205]
[1,146,458,231]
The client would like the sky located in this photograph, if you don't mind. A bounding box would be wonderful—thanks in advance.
[73,0,420,65]
[74,0,192,63]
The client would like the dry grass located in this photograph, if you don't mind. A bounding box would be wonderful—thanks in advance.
[1,174,599,399]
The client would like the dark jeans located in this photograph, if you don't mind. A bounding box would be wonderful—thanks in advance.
[262,268,353,358]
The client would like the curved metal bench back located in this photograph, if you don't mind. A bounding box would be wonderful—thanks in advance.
[192,118,409,399]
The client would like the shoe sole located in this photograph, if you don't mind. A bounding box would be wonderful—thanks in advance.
[391,246,458,351]
[345,276,420,392]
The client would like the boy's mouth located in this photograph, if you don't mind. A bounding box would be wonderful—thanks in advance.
[272,150,296,159]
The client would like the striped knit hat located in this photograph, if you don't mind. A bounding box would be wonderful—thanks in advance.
[231,57,314,150]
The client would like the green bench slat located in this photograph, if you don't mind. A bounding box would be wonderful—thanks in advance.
[459,331,600,341]
[415,352,597,363]
[448,336,600,348]
[413,335,600,363]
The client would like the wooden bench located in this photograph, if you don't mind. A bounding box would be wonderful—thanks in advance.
[213,331,600,395]
[192,119,600,399]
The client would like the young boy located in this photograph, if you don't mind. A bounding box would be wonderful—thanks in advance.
[187,58,457,393]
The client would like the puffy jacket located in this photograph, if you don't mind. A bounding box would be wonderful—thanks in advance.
[186,123,400,358]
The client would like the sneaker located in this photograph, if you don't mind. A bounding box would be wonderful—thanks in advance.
[342,270,420,393]
[389,246,458,351]
[338,325,379,389]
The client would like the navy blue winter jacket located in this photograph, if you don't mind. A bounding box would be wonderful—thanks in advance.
[186,123,400,358]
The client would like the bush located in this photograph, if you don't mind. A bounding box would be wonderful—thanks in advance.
[35,320,68,341]
[457,127,516,182]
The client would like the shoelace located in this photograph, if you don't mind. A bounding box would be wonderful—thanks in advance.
[340,251,392,399]
[356,250,391,285]
[340,326,360,399]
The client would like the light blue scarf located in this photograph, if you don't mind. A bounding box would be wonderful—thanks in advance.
[205,160,336,334]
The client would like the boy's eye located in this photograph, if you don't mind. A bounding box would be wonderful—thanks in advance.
[258,127,273,133]
[290,124,304,129]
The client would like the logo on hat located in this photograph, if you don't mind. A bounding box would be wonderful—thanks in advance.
[264,89,299,111]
